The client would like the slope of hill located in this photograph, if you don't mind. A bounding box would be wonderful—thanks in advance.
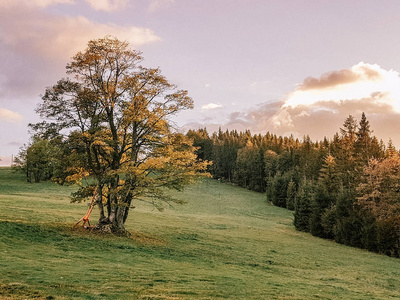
[0,168,399,299]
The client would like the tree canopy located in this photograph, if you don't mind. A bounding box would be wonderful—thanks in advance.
[32,36,209,234]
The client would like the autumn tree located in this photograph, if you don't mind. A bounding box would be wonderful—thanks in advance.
[33,36,209,234]
[356,155,400,255]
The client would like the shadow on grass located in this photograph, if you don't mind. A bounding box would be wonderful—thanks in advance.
[0,221,211,267]
[0,221,177,299]
[0,221,167,251]
[0,282,55,300]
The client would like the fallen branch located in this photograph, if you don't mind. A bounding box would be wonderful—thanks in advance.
[73,189,97,229]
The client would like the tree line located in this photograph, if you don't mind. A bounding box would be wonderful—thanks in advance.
[188,113,400,257]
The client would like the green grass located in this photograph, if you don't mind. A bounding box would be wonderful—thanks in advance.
[1,167,400,299]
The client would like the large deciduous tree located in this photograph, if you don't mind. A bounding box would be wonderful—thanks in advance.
[34,36,209,234]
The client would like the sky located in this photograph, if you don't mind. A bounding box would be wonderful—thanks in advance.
[2,0,400,165]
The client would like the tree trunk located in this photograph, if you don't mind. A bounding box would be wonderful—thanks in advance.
[94,190,130,236]
[96,186,108,224]
[123,194,133,224]
[115,205,127,229]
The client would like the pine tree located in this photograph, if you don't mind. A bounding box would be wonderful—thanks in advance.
[310,154,339,237]
[286,179,296,210]
[186,129,213,163]
[294,179,315,232]
[386,139,397,157]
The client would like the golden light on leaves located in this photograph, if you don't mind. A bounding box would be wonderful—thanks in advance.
[37,37,209,231]
[357,154,400,222]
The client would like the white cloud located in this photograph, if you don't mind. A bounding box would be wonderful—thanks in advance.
[271,109,293,128]
[0,108,23,123]
[85,0,128,11]
[191,63,400,147]
[201,103,223,110]
[284,62,400,112]
[261,63,400,139]
[297,110,310,117]
[148,0,175,12]
[0,0,74,8]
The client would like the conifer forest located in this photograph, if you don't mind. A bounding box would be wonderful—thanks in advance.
[188,112,400,257]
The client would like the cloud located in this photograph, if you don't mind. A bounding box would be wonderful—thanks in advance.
[0,4,161,103]
[0,9,161,61]
[298,64,381,91]
[148,0,175,12]
[189,62,400,147]
[0,0,74,8]
[201,103,223,110]
[277,62,400,133]
[284,62,400,110]
[271,62,400,144]
[0,108,23,123]
[224,101,282,132]
[85,0,128,11]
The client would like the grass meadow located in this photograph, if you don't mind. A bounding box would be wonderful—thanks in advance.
[1,167,400,299]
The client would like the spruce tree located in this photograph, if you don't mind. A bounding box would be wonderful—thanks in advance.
[294,179,315,232]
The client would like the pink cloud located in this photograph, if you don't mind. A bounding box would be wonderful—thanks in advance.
[85,0,128,11]
[298,63,381,91]
[0,7,160,61]
[148,0,176,12]
[189,63,400,147]
[0,4,161,103]
[0,0,74,8]
[0,108,23,123]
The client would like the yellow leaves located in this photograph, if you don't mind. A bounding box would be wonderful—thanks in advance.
[89,129,115,157]
[55,37,208,212]
[357,155,400,220]
[265,150,278,157]
[65,167,90,183]
[101,186,110,203]
[245,140,254,148]
[324,154,336,166]
[137,137,210,180]
[91,140,106,147]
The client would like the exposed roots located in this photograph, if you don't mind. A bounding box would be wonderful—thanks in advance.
[91,223,132,237]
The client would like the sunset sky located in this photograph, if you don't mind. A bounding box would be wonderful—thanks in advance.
[2,0,400,165]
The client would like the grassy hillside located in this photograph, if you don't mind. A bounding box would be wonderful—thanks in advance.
[0,168,400,299]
